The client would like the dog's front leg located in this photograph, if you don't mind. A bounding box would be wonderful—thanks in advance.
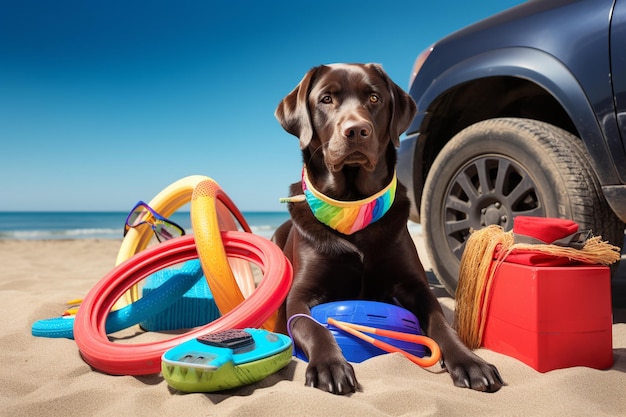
[287,302,357,395]
[394,277,504,393]
[285,247,361,395]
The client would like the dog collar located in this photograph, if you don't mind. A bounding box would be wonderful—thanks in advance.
[281,167,397,235]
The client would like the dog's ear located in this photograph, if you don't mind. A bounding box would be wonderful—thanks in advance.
[370,64,417,148]
[275,66,322,149]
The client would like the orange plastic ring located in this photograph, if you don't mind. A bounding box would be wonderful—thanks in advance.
[191,179,278,329]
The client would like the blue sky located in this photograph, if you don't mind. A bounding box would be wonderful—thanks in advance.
[0,0,525,212]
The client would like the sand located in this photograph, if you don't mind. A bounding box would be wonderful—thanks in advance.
[1,236,625,417]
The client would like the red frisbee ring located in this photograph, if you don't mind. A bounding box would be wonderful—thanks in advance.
[73,232,292,376]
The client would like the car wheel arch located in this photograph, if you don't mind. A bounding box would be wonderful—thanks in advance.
[407,46,620,221]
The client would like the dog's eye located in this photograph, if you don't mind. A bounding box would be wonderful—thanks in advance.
[369,94,380,103]
[321,95,333,104]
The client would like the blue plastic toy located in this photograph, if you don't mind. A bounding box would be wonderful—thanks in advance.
[295,300,426,363]
[31,260,205,339]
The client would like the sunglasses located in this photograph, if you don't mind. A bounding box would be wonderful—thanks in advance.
[123,201,186,242]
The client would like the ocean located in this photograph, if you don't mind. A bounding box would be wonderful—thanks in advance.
[0,211,292,240]
[0,211,422,240]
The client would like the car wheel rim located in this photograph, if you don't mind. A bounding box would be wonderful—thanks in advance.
[443,155,547,260]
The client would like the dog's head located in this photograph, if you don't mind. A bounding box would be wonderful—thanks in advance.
[275,63,416,192]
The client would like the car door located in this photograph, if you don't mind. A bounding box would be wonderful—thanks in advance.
[610,0,626,183]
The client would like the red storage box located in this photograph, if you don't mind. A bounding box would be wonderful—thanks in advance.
[482,261,613,372]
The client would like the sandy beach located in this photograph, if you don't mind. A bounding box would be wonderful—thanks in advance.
[1,234,625,417]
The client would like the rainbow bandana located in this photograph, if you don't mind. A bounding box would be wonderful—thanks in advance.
[281,167,397,235]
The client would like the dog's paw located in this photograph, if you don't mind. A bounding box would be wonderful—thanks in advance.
[443,352,504,393]
[304,357,358,395]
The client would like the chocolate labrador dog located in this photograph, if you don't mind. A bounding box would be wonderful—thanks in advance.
[272,63,503,394]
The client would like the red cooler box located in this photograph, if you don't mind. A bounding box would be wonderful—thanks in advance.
[482,261,613,372]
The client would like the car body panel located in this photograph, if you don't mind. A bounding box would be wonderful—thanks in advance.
[612,0,626,177]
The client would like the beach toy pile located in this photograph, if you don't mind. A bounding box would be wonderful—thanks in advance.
[31,175,294,392]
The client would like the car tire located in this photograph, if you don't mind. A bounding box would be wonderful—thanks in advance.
[421,117,624,296]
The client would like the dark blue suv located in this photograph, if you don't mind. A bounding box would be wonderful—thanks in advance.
[398,0,626,295]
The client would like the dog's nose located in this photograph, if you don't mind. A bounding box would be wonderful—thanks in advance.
[342,120,372,140]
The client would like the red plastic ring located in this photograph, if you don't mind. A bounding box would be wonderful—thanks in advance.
[73,232,292,375]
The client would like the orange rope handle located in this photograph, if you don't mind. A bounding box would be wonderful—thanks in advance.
[327,318,441,367]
